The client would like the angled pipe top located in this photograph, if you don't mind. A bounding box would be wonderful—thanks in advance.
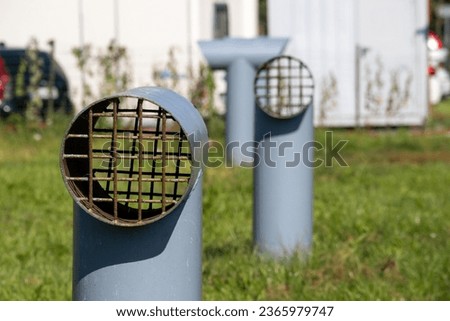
[198,37,289,69]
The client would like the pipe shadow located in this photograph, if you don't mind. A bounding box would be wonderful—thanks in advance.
[254,105,310,141]
[73,201,185,281]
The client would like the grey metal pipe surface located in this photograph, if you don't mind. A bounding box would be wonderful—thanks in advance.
[198,37,288,166]
[226,58,255,166]
[72,180,202,300]
[253,104,314,258]
[253,56,315,258]
[61,87,208,300]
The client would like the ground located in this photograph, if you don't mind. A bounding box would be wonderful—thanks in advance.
[0,102,448,300]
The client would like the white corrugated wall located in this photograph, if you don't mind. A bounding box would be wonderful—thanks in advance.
[269,0,428,127]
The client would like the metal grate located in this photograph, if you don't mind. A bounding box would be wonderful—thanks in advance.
[254,55,314,119]
[61,97,192,226]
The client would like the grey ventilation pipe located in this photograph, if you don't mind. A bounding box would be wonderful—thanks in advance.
[253,56,315,258]
[60,87,208,300]
[198,37,288,166]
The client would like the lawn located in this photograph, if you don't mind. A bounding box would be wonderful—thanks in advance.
[0,102,449,300]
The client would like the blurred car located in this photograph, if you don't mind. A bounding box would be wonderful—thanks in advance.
[0,55,10,114]
[0,45,73,118]
[428,32,450,105]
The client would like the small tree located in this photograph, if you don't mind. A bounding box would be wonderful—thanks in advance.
[97,39,132,96]
[72,44,95,106]
[188,63,215,120]
[152,47,181,91]
[14,38,45,125]
[73,40,132,103]
[152,47,216,121]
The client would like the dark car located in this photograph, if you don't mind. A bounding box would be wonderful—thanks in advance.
[0,45,73,118]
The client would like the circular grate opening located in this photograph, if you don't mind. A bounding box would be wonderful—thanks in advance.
[254,55,314,119]
[61,96,192,226]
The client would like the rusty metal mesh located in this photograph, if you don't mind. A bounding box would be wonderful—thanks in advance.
[255,56,314,119]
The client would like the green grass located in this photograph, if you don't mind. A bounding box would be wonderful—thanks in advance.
[0,102,449,300]
[0,117,73,300]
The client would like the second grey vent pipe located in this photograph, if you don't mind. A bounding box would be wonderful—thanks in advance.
[198,37,288,166]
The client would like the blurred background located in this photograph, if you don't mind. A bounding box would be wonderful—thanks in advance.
[0,0,448,301]
[0,0,447,124]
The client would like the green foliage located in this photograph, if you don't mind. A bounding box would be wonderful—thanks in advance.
[189,63,216,120]
[202,106,450,300]
[72,40,132,104]
[152,47,217,122]
[72,44,94,106]
[14,38,44,124]
[73,42,216,123]
[25,38,44,123]
[0,114,73,300]
[430,0,450,34]
[14,56,27,98]
[45,39,57,124]
[97,40,131,97]
[152,47,181,91]
[10,37,61,129]
[0,101,449,300]
[259,0,268,35]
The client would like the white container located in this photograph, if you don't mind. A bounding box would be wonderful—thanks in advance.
[0,0,258,111]
[269,0,429,127]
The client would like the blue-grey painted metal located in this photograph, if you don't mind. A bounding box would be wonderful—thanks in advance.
[253,106,314,257]
[198,38,289,69]
[253,58,314,258]
[226,58,255,165]
[198,37,288,166]
[61,87,208,300]
[72,181,203,300]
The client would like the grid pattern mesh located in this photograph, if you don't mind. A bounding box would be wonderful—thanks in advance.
[255,56,314,119]
[62,97,192,225]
